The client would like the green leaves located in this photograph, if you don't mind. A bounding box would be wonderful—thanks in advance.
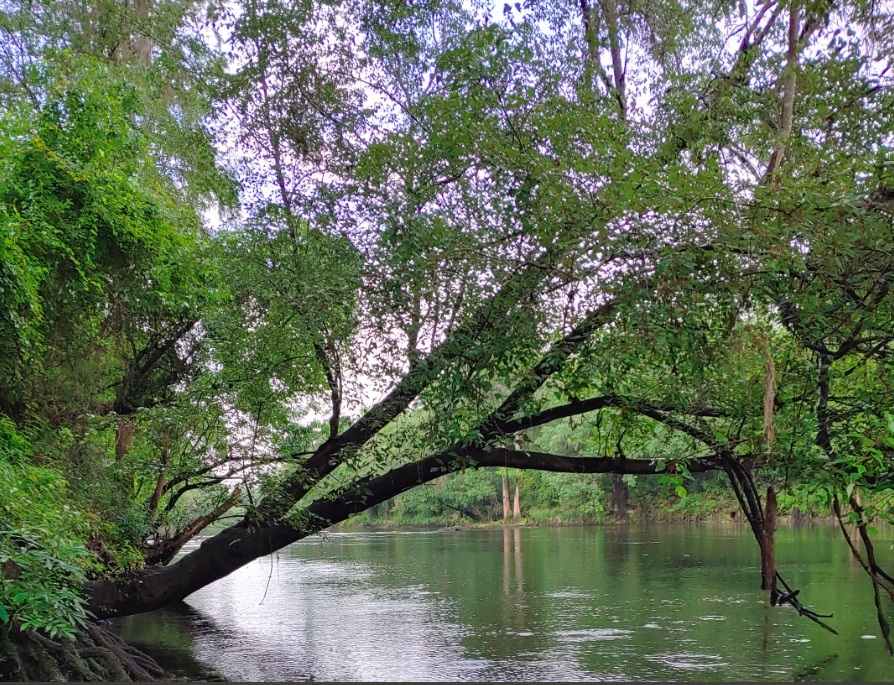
[0,51,213,410]
[0,441,94,637]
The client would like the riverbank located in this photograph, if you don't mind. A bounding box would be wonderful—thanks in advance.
[333,501,836,531]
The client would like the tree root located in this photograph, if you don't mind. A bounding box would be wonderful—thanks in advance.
[0,622,175,682]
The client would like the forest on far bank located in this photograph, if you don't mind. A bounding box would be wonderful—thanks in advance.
[342,469,828,527]
[3,0,894,679]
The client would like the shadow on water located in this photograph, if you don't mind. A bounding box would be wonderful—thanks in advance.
[110,602,227,681]
[111,589,321,682]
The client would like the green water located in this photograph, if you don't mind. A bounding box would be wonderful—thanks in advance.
[111,524,894,681]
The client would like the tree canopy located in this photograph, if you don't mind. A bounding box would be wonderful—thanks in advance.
[3,0,894,670]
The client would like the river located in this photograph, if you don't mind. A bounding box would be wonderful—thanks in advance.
[110,523,893,681]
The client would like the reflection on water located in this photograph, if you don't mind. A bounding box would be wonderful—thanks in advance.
[112,603,226,681]
[111,524,894,682]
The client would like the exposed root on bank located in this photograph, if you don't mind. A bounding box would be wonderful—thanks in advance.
[1,622,173,682]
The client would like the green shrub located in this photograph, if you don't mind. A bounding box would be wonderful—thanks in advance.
[0,422,94,638]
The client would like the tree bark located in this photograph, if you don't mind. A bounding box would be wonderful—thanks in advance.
[512,473,521,521]
[599,0,627,116]
[147,428,169,514]
[765,0,801,178]
[115,420,134,462]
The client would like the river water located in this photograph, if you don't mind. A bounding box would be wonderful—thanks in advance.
[111,524,894,682]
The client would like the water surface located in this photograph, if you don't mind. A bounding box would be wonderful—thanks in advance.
[112,524,894,681]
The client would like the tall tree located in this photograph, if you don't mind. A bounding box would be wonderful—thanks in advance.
[87,0,894,634]
[4,0,894,672]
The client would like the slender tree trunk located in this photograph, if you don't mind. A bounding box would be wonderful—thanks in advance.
[765,0,801,178]
[600,0,627,116]
[762,485,777,593]
[579,0,600,94]
[512,473,521,521]
[148,428,169,514]
[502,472,511,520]
[131,0,153,67]
[114,419,136,496]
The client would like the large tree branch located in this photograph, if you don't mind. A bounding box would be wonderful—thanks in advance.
[85,448,721,619]
[145,488,243,567]
[495,394,728,437]
[256,246,570,521]
[113,319,198,414]
[479,299,620,437]
[303,446,723,526]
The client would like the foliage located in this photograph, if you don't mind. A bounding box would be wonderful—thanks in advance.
[2,0,894,653]
[0,51,209,412]
[0,11,237,634]
[0,421,93,638]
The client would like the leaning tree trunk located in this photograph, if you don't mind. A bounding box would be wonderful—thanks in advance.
[0,624,171,682]
[87,450,725,619]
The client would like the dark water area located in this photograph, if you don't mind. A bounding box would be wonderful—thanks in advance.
[111,523,894,682]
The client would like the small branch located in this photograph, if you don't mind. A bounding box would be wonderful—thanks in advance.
[496,394,727,442]
[765,0,801,179]
[849,496,894,586]
[481,300,620,436]
[774,571,838,634]
[832,495,894,652]
[145,488,243,566]
[314,341,342,441]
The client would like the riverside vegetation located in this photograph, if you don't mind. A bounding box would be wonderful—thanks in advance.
[2,0,894,680]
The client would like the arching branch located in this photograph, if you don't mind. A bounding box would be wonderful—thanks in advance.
[495,394,728,438]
